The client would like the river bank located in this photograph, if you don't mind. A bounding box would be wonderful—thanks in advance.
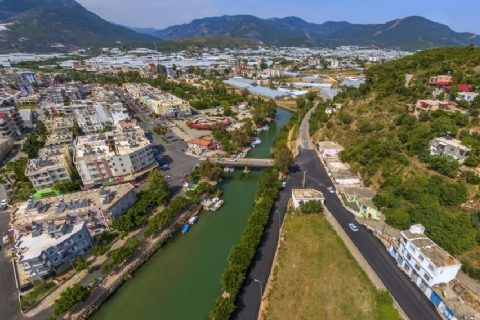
[84,108,292,320]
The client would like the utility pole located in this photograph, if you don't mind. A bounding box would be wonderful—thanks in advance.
[302,170,307,188]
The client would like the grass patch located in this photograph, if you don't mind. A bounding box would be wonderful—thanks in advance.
[16,104,37,110]
[265,215,401,320]
[20,280,57,310]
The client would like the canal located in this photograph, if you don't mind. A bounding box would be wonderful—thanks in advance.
[90,108,292,320]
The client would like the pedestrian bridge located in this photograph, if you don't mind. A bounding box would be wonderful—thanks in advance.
[207,158,274,167]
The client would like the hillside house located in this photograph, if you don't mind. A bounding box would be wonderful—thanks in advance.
[429,136,470,163]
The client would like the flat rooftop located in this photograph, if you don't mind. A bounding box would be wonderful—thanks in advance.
[402,230,460,268]
[18,223,84,261]
[11,183,134,228]
[292,188,324,200]
[338,186,376,199]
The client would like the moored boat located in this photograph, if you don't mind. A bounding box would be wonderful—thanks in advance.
[189,216,198,225]
[181,224,190,233]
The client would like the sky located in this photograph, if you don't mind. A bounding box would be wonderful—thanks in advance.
[76,0,480,34]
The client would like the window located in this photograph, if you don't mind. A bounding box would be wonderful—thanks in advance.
[404,264,410,272]
[415,264,421,271]
[53,257,60,262]
[428,264,435,272]
[49,250,55,256]
[123,169,126,172]
[418,255,424,262]
[424,274,431,282]
[408,244,415,252]
[406,253,412,260]
[78,234,83,240]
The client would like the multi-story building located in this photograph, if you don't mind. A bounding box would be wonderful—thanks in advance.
[44,116,75,133]
[20,71,39,84]
[17,221,93,279]
[73,106,103,134]
[0,106,24,133]
[47,88,66,104]
[25,145,73,191]
[393,224,461,287]
[10,184,137,235]
[74,122,156,187]
[430,136,470,163]
[0,112,20,139]
[0,137,14,162]
[123,83,191,118]
[44,129,73,147]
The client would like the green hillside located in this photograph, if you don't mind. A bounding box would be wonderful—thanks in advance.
[0,0,158,53]
[309,47,480,258]
[156,36,260,52]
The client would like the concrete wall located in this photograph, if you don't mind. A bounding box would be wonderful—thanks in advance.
[0,138,14,163]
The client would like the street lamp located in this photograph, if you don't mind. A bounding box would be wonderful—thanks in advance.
[254,279,263,301]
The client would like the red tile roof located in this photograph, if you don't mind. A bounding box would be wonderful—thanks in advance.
[0,113,6,119]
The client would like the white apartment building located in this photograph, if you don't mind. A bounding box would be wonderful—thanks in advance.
[393,224,461,288]
[25,145,73,191]
[44,116,75,133]
[74,122,156,187]
[73,106,103,134]
[123,83,191,118]
[456,91,478,103]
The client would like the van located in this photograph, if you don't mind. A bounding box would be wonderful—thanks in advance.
[19,282,34,293]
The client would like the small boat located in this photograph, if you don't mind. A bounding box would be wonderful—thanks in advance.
[189,216,198,225]
[181,224,190,233]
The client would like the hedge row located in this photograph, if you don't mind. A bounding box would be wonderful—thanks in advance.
[144,197,191,237]
[209,168,281,320]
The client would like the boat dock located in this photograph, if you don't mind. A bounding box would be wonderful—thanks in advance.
[201,197,224,211]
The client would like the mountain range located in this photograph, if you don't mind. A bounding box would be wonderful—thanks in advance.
[131,15,480,50]
[0,0,479,53]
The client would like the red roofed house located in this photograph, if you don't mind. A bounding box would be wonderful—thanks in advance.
[444,84,471,92]
[187,137,213,150]
[428,75,452,86]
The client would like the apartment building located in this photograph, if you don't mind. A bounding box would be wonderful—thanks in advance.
[10,184,137,235]
[44,116,75,133]
[25,145,73,191]
[394,224,461,287]
[430,136,470,163]
[74,122,156,187]
[0,105,24,133]
[73,106,103,134]
[0,112,20,139]
[20,70,39,84]
[17,221,93,279]
[44,129,73,147]
[123,83,191,118]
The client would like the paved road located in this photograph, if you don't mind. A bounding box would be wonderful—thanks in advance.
[232,108,442,320]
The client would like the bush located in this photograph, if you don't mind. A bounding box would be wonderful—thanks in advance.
[375,291,402,320]
[299,200,324,214]
[54,284,91,316]
[92,245,111,256]
[144,197,190,237]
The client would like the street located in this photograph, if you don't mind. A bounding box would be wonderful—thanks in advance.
[232,107,442,320]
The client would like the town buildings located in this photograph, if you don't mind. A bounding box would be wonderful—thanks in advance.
[17,222,93,279]
[429,136,470,163]
[0,112,21,139]
[393,224,461,287]
[73,122,156,187]
[123,83,191,118]
[25,145,73,191]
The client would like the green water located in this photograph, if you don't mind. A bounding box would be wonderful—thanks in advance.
[90,108,291,320]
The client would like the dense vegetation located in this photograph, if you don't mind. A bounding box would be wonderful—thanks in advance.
[210,168,281,320]
[308,47,480,256]
[144,197,191,237]
[54,283,91,316]
[111,170,169,232]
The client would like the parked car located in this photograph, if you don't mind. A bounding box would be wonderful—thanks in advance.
[164,175,172,180]
[349,223,358,232]
[88,277,104,290]
[199,157,207,161]
[0,199,7,210]
[217,158,224,161]
[228,158,236,162]
[180,148,186,152]
[281,181,287,189]
[88,265,101,274]
[19,282,34,293]
[327,187,335,194]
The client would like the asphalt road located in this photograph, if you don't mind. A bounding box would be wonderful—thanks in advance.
[232,108,442,320]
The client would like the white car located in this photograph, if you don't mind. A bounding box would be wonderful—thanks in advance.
[228,158,236,162]
[0,199,7,209]
[281,181,286,188]
[349,223,358,232]
[199,157,207,161]
[327,187,335,194]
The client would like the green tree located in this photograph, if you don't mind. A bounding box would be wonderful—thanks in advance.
[274,145,294,173]
[52,180,82,193]
[299,200,324,214]
[305,91,317,102]
[152,124,167,136]
[92,245,110,256]
[54,284,91,316]
[296,97,306,110]
[22,133,45,159]
[74,257,89,272]
[230,129,249,148]
[198,160,223,181]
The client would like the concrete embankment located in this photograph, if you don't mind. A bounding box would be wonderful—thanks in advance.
[67,205,201,320]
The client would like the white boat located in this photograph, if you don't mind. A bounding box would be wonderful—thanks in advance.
[189,216,198,225]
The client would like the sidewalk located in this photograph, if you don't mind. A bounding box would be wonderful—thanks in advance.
[24,229,143,317]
